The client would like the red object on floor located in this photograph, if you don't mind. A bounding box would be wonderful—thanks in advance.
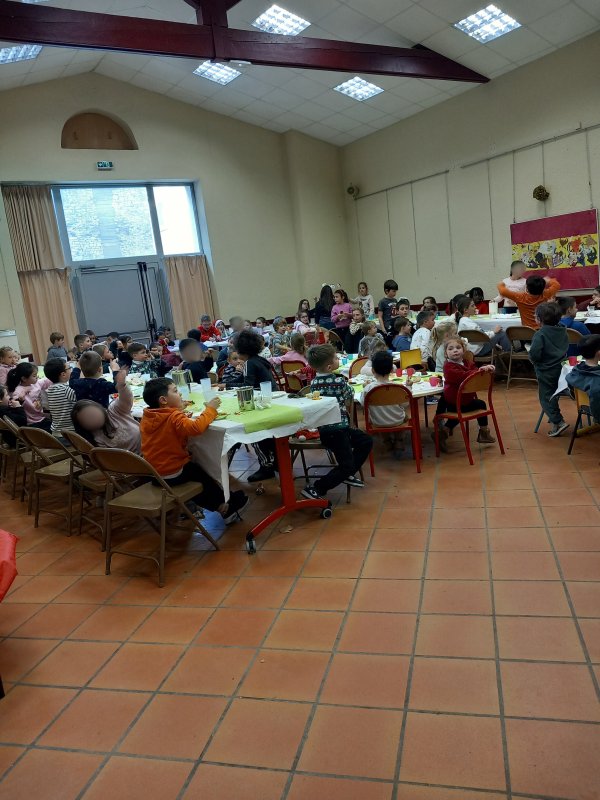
[0,529,18,602]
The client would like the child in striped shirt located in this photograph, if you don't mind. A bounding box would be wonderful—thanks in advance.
[43,358,76,438]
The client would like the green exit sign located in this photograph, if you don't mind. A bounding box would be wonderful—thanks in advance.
[96,161,114,170]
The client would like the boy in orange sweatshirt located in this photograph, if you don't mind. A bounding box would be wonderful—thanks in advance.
[140,378,248,524]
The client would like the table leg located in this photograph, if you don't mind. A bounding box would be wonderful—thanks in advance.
[246,435,330,553]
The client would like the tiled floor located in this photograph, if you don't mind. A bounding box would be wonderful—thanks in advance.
[0,384,599,800]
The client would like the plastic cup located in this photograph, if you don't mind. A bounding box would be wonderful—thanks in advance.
[200,378,212,395]
[341,357,348,366]
[260,381,273,401]
[429,376,440,387]
[395,368,402,378]
[568,356,578,367]
[407,367,415,377]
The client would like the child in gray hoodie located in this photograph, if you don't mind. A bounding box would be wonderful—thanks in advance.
[566,334,600,423]
[529,302,569,437]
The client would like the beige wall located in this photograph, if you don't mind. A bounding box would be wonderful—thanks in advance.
[342,31,600,304]
[0,72,349,348]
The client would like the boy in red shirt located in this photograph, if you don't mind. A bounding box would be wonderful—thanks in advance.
[198,315,222,342]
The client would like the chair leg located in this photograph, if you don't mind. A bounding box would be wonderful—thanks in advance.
[423,398,429,428]
[10,454,18,500]
[78,484,85,536]
[346,484,351,504]
[27,462,35,515]
[567,411,582,455]
[369,450,375,478]
[534,409,545,433]
[412,427,421,474]
[158,504,167,588]
[104,510,113,575]
[66,474,74,537]
[460,420,474,465]
[491,410,505,455]
[433,417,440,458]
[299,449,309,481]
[34,475,40,527]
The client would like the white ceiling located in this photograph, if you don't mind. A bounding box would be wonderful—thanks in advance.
[1,0,599,145]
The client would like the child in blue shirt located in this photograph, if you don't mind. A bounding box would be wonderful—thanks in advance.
[566,334,600,423]
[558,296,591,357]
[392,318,412,351]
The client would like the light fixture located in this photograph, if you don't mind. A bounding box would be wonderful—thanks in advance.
[334,76,383,102]
[193,60,241,85]
[454,4,520,43]
[0,44,42,64]
[252,4,310,35]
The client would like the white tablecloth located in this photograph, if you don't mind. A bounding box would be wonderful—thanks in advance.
[437,312,600,332]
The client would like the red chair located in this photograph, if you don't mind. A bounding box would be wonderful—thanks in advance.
[363,384,421,475]
[433,370,504,465]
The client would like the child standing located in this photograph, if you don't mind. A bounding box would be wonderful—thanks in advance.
[377,280,399,340]
[271,317,291,356]
[529,302,570,437]
[302,343,372,500]
[497,275,560,328]
[345,307,366,354]
[43,358,76,437]
[557,296,591,357]
[47,332,68,361]
[6,363,52,431]
[140,378,247,524]
[392,318,413,352]
[331,289,353,347]
[566,334,600,423]
[494,260,526,313]
[353,281,375,318]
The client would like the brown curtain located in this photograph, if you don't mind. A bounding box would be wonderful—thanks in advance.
[2,185,78,362]
[164,254,215,337]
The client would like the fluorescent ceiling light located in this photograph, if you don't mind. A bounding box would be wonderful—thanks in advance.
[193,60,241,85]
[454,4,520,43]
[334,76,383,102]
[252,4,310,35]
[0,44,42,64]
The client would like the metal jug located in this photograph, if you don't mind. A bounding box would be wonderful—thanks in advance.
[236,386,255,412]
[171,368,192,399]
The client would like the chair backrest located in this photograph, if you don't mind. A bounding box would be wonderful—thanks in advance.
[399,349,423,370]
[216,364,225,381]
[19,426,71,466]
[456,369,493,405]
[363,383,413,431]
[349,357,368,378]
[270,366,284,389]
[90,447,155,479]
[297,385,314,397]
[573,386,591,409]
[282,360,306,393]
[566,328,582,344]
[327,330,344,351]
[61,429,94,456]
[461,329,490,344]
[1,416,20,438]
[506,325,536,344]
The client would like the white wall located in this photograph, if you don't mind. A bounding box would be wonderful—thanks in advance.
[342,31,600,304]
[0,72,350,348]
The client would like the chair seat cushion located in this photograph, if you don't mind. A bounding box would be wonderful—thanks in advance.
[78,470,108,491]
[36,460,80,479]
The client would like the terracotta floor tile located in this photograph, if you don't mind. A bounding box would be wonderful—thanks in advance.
[287,775,393,800]
[81,755,191,800]
[485,474,532,491]
[106,578,175,606]
[0,685,76,743]
[39,549,103,575]
[434,489,485,507]
[488,528,550,551]
[315,528,373,550]
[496,617,585,661]
[298,705,402,780]
[205,698,309,770]
[426,551,488,580]
[431,507,486,529]
[551,526,600,551]
[487,506,544,528]
[243,550,308,577]
[338,612,416,654]
[119,694,226,759]
[239,649,329,701]
[377,507,431,529]
[264,610,343,650]
[40,688,150,750]
[410,657,499,714]
[54,575,128,604]
[361,552,424,579]
[537,487,595,506]
[0,637,59,682]
[491,551,560,580]
[544,505,600,527]
[422,580,492,615]
[580,619,600,661]
[558,552,600,580]
[191,550,250,576]
[351,579,421,613]
[222,577,294,608]
[369,531,427,551]
[568,581,600,616]
[506,719,600,799]
[15,550,63,575]
[129,606,211,643]
[6,575,79,603]
[485,489,538,507]
[416,615,495,658]
[527,458,577,475]
[493,580,571,616]
[181,764,288,800]
[194,608,276,647]
[428,530,487,551]
[68,605,151,641]
[285,578,355,611]
[261,526,321,551]
[0,602,43,636]
[301,550,364,578]
[0,746,24,780]
[89,643,183,690]
[400,712,505,790]
[161,577,235,607]
[501,661,600,721]
[396,788,505,800]
[24,640,118,686]
[0,748,102,800]
[321,652,409,708]
[13,603,97,639]
[162,646,254,694]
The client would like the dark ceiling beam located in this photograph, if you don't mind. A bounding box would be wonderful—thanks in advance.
[0,0,488,83]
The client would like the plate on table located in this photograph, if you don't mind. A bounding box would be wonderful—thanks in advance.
[272,391,286,398]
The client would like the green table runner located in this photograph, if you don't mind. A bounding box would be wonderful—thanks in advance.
[204,394,303,434]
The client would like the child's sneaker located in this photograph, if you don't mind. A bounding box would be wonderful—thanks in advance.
[548,421,569,437]
[343,475,365,488]
[222,491,249,525]
[301,485,324,500]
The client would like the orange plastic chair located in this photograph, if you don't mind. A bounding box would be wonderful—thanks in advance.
[282,360,307,393]
[433,370,504,465]
[363,383,421,475]
[349,357,368,378]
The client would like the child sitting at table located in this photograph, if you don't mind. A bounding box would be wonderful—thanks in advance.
[392,318,412,352]
[140,377,248,524]
[302,343,372,500]
[436,337,496,452]
[70,350,120,408]
[258,335,271,360]
[467,287,489,314]
[566,334,600,423]
[0,384,27,445]
[529,302,570,437]
[43,357,76,437]
[360,339,388,376]
[345,307,366,355]
[221,349,245,389]
[6,362,52,431]
[72,368,141,453]
[578,285,600,311]
[93,343,114,374]
[269,333,315,384]
[363,350,409,453]
[128,342,168,379]
[198,315,222,342]
[0,347,16,386]
[557,296,591,357]
[73,333,93,360]
[497,275,561,329]
[179,338,214,382]
[47,332,69,361]
[494,260,526,314]
[358,321,386,357]
[271,316,291,356]
[455,296,511,356]
[411,309,436,369]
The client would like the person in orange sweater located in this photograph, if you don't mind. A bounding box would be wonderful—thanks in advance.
[140,378,248,524]
[496,275,560,329]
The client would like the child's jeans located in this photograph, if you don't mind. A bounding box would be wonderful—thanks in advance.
[440,398,489,428]
[314,426,373,496]
[535,366,563,425]
[163,461,225,512]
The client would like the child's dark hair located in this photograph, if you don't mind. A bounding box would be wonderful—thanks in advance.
[454,295,473,324]
[236,330,263,358]
[186,328,202,342]
[72,400,115,444]
[578,334,600,360]
[447,293,467,314]
[179,337,200,354]
[49,331,64,344]
[358,281,368,292]
[119,335,132,347]
[74,333,90,349]
[307,343,336,371]
[127,342,147,357]
[416,310,434,328]
[371,350,393,377]
[334,288,349,303]
[383,279,398,293]
[290,333,306,355]
[526,275,546,296]
[468,287,484,301]
[256,316,267,325]
[44,357,68,383]
[535,301,562,326]
[108,331,120,339]
[79,350,102,377]
[393,317,412,333]
[85,329,96,337]
[510,260,525,274]
[6,362,36,393]
[143,377,173,409]
[422,296,437,305]
[397,297,410,307]
[556,296,576,315]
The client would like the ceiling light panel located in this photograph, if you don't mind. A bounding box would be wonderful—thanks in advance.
[334,76,384,102]
[193,60,241,85]
[0,44,42,64]
[252,5,310,35]
[454,4,520,43]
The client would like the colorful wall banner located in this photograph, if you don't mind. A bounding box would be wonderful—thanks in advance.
[510,209,599,290]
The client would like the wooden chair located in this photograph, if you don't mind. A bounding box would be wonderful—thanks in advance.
[90,448,219,586]
[363,384,421,475]
[567,387,599,455]
[327,330,344,352]
[282,360,307,393]
[18,427,81,532]
[270,365,285,390]
[460,330,495,367]
[399,349,423,370]
[433,370,505,465]
[216,363,226,382]
[505,326,537,388]
[61,430,112,541]
[566,328,583,346]
[349,357,368,378]
[0,419,20,499]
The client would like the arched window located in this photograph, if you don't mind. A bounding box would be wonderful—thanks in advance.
[61,112,138,150]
